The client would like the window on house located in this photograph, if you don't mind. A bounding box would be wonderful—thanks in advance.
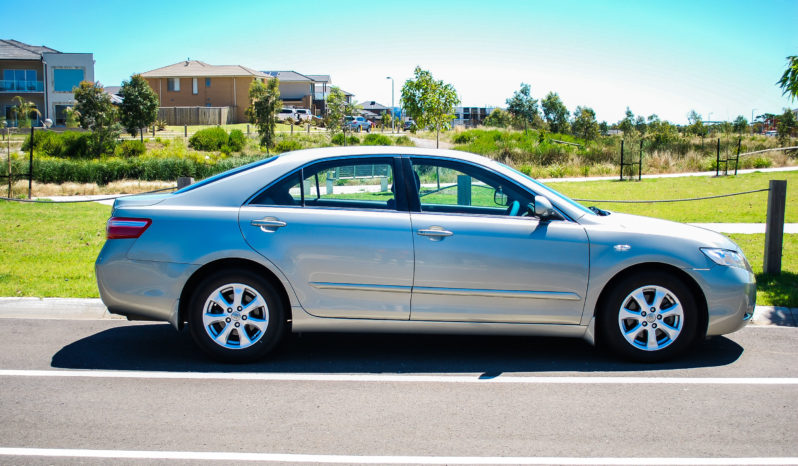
[53,69,84,92]
[2,69,39,91]
[192,78,198,94]
[55,105,72,125]
[167,78,180,92]
[205,78,211,87]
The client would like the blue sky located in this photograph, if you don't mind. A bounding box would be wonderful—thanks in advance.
[6,0,796,124]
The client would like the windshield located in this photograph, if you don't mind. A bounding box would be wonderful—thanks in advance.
[174,156,278,194]
[499,163,595,216]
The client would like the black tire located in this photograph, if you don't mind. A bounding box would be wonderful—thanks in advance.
[598,271,698,362]
[188,269,285,363]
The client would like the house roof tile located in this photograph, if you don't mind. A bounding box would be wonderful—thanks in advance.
[0,39,60,60]
[141,60,269,78]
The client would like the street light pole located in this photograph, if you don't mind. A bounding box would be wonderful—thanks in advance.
[386,76,394,134]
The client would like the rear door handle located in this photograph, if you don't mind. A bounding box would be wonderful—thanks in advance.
[418,227,453,240]
[251,217,286,232]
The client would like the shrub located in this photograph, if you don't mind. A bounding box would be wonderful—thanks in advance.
[22,131,91,159]
[452,132,474,144]
[114,140,146,158]
[347,135,360,145]
[228,129,246,152]
[362,133,393,146]
[331,133,345,145]
[189,127,229,151]
[394,135,413,146]
[275,139,302,153]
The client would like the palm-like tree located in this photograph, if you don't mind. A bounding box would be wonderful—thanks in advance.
[777,55,798,102]
[10,95,41,128]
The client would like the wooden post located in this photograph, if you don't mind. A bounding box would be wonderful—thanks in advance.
[177,177,194,190]
[734,138,741,176]
[29,125,33,199]
[638,139,643,181]
[457,175,471,206]
[764,180,787,275]
[715,138,720,177]
[184,125,187,138]
[619,139,625,181]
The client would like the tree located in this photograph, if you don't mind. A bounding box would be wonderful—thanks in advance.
[634,115,647,135]
[119,74,159,142]
[541,92,570,134]
[483,108,512,128]
[73,81,121,156]
[599,121,609,135]
[686,109,706,138]
[380,111,390,131]
[777,107,796,145]
[246,78,281,149]
[777,55,798,101]
[325,86,359,137]
[732,115,748,134]
[10,95,41,128]
[401,66,460,148]
[571,106,599,141]
[505,83,538,134]
[618,107,635,136]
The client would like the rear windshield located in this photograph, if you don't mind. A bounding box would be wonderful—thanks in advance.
[173,156,278,194]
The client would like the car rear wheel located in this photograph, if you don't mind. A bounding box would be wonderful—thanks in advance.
[599,272,698,362]
[188,270,285,362]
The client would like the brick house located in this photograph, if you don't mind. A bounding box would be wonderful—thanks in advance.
[141,60,269,124]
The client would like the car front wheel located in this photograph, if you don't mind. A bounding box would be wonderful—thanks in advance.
[188,270,285,362]
[599,272,698,362]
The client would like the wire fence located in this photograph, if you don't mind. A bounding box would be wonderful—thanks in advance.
[574,188,771,204]
[0,186,177,204]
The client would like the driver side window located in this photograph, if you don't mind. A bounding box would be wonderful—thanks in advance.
[410,159,535,217]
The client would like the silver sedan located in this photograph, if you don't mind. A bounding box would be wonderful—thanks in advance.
[95,147,755,362]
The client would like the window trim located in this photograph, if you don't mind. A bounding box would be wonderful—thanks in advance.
[167,78,180,92]
[405,156,573,221]
[247,155,408,212]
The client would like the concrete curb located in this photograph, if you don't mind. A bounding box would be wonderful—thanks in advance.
[0,297,795,327]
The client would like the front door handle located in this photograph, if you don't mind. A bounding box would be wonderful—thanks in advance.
[251,217,287,232]
[418,226,453,241]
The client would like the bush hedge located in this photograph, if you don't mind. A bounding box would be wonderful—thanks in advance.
[188,127,246,153]
[114,140,146,158]
[22,131,91,159]
[8,155,263,185]
[362,133,393,146]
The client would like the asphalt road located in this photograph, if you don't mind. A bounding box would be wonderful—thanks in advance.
[0,317,796,465]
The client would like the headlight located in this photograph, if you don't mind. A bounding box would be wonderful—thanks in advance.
[701,248,749,270]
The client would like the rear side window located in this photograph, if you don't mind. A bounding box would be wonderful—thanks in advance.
[250,157,401,211]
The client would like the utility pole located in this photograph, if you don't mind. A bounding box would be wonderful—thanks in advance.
[386,76,394,134]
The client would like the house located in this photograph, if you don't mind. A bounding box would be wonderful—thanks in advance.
[452,106,497,127]
[141,60,269,124]
[264,71,354,116]
[359,101,392,120]
[0,39,94,126]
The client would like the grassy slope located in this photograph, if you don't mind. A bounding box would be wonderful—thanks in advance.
[546,171,798,223]
[0,201,108,297]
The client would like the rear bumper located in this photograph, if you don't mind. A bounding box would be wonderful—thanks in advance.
[95,239,198,329]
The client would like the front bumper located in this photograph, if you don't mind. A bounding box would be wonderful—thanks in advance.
[693,264,756,336]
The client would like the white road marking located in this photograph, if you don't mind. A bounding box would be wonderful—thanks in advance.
[0,369,797,384]
[0,448,795,464]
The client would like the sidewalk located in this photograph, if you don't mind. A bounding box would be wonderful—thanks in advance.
[0,297,794,327]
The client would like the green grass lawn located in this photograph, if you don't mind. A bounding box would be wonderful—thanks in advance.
[0,201,108,297]
[1,172,796,306]
[546,170,797,223]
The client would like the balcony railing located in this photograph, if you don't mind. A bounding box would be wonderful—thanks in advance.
[0,80,44,92]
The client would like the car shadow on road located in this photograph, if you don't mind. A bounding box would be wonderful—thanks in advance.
[50,323,744,374]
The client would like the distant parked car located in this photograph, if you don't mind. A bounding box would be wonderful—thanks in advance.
[404,119,416,131]
[294,109,312,123]
[345,116,371,132]
[277,108,296,123]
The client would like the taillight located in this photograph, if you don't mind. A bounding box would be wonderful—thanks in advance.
[106,217,152,239]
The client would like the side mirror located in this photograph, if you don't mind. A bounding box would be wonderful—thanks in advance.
[494,189,509,206]
[534,196,559,219]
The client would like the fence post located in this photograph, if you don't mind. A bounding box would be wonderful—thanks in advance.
[734,138,741,176]
[638,139,643,181]
[29,125,33,199]
[184,125,187,138]
[247,124,250,136]
[619,139,625,181]
[764,180,787,275]
[457,175,471,205]
[715,138,720,177]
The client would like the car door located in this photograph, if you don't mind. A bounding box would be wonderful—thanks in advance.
[239,156,414,320]
[407,157,590,324]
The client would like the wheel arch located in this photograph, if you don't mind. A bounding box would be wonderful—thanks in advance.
[177,258,293,331]
[593,262,708,340]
